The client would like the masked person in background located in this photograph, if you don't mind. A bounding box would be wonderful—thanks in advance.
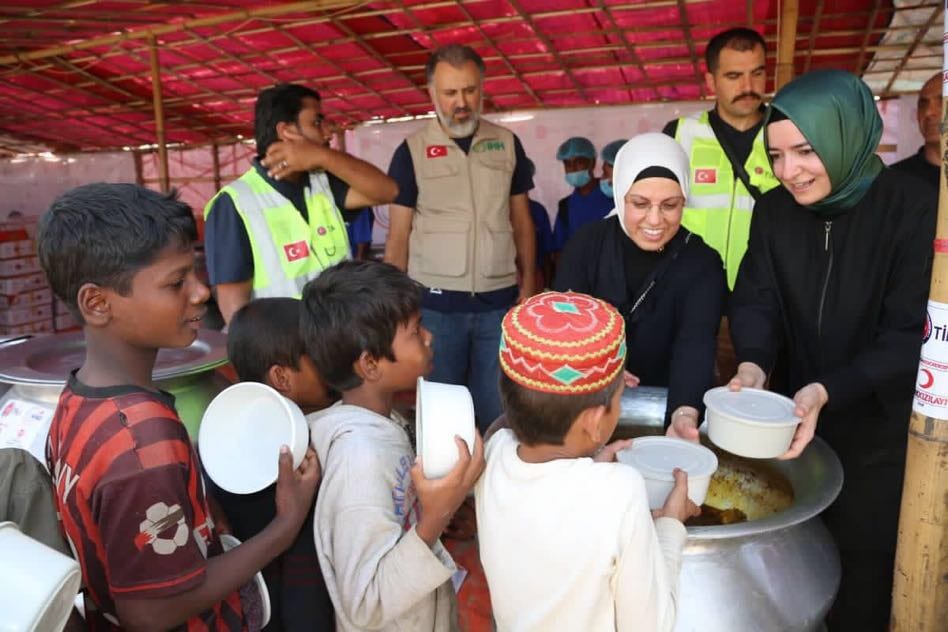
[599,139,627,199]
[553,133,726,431]
[708,70,935,629]
[551,136,613,260]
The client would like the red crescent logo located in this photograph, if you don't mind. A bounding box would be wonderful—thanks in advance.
[919,368,934,389]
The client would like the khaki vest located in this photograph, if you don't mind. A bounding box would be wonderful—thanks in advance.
[675,111,780,288]
[406,119,517,293]
[204,167,350,300]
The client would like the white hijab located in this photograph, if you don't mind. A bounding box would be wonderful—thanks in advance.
[606,133,691,237]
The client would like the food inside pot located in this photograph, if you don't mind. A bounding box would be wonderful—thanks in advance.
[686,448,795,526]
[612,425,796,526]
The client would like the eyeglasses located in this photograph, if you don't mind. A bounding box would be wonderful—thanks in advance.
[624,195,685,214]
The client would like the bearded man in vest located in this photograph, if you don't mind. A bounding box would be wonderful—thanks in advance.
[384,44,537,432]
[204,83,398,326]
[662,28,780,290]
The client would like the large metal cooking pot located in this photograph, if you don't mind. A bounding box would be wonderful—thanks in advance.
[0,331,231,463]
[617,387,842,632]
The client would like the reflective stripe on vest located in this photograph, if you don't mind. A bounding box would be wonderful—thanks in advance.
[206,168,350,299]
[675,111,780,288]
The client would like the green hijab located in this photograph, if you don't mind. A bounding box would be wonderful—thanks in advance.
[765,69,883,213]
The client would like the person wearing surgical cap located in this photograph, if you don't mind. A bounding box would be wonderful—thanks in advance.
[552,136,613,257]
[599,139,627,198]
[553,132,726,432]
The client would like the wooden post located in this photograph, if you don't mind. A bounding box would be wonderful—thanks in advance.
[148,36,170,193]
[211,142,221,191]
[891,4,948,628]
[775,0,799,91]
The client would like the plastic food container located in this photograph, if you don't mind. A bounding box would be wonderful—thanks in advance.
[0,521,81,632]
[704,387,801,459]
[198,382,309,494]
[415,377,476,479]
[617,437,719,510]
[220,534,271,628]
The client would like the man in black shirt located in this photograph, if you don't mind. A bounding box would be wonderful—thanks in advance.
[891,71,941,190]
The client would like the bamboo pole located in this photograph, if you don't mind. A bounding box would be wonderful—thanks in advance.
[148,36,169,193]
[890,5,948,628]
[0,1,362,67]
[212,142,221,192]
[775,0,800,90]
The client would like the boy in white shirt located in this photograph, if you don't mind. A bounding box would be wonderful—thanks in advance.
[476,291,698,631]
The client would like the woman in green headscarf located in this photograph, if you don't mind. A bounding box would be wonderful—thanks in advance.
[725,70,935,628]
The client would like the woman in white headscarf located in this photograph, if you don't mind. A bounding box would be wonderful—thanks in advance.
[553,133,726,432]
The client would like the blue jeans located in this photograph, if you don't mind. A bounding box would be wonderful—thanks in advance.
[421,307,506,433]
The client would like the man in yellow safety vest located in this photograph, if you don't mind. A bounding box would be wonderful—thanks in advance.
[204,83,397,326]
[662,28,780,290]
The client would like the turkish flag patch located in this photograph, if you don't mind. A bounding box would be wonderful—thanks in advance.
[694,168,717,184]
[426,145,447,158]
[283,240,309,262]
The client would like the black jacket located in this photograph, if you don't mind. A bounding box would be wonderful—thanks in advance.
[553,216,726,421]
[730,169,935,557]
[731,168,935,453]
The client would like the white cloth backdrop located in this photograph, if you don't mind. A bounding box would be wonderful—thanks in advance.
[0,96,924,226]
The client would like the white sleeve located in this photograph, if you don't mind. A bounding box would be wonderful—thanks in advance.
[613,510,687,632]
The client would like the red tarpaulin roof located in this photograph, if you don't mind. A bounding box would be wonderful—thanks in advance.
[0,0,937,154]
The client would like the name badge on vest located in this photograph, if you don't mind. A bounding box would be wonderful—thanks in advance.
[283,240,309,262]
[694,168,717,184]
[426,145,447,158]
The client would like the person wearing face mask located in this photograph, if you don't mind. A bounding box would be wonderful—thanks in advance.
[384,44,537,431]
[599,139,627,199]
[204,83,398,326]
[553,133,726,431]
[551,137,614,258]
[711,70,934,629]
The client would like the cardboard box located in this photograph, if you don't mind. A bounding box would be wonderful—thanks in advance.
[0,288,52,310]
[0,303,53,326]
[0,240,34,260]
[0,256,40,278]
[0,273,47,295]
[0,319,53,336]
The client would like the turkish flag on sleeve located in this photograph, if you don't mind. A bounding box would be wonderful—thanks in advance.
[426,145,447,158]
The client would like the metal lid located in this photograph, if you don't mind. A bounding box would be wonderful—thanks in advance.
[704,386,799,427]
[0,329,228,385]
[617,436,718,482]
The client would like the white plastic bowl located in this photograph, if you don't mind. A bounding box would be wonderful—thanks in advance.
[617,437,718,510]
[198,382,309,494]
[704,387,800,459]
[219,534,271,628]
[0,521,81,632]
[415,377,476,479]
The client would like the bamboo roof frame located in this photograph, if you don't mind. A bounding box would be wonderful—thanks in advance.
[0,0,939,155]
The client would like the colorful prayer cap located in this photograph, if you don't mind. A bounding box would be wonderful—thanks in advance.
[601,139,627,166]
[556,136,596,161]
[500,291,626,394]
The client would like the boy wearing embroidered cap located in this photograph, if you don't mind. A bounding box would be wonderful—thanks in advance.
[553,137,613,255]
[475,291,698,631]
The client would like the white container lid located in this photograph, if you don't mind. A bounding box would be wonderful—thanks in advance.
[704,387,799,427]
[617,436,718,482]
